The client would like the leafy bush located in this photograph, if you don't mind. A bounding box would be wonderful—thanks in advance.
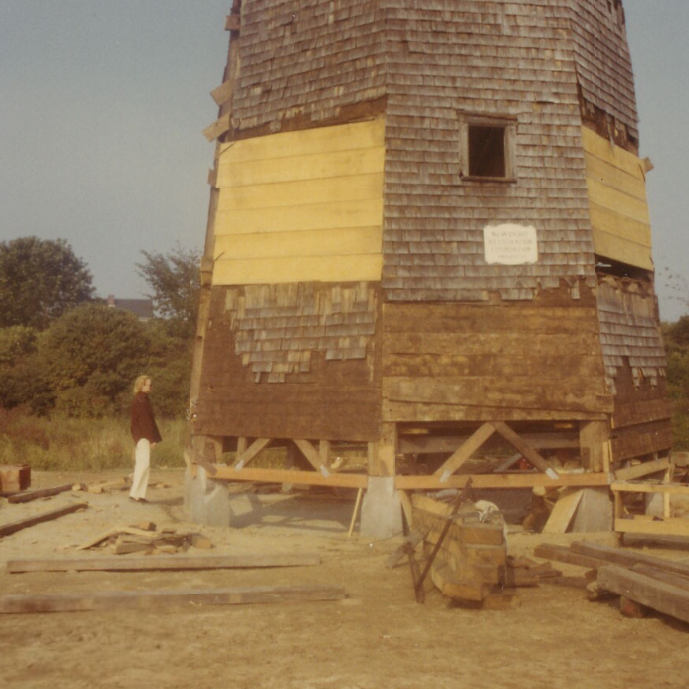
[663,317,689,449]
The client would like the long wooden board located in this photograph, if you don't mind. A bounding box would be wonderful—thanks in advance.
[395,473,609,491]
[596,565,689,625]
[0,503,88,538]
[7,484,74,504]
[212,465,368,488]
[7,552,321,574]
[0,585,346,614]
[571,541,689,578]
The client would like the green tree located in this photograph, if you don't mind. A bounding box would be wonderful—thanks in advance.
[136,244,200,336]
[37,303,153,417]
[0,236,95,330]
[0,325,41,409]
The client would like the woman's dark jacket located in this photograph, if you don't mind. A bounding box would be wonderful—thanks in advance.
[130,392,162,444]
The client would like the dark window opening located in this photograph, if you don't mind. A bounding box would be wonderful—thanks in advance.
[468,126,506,178]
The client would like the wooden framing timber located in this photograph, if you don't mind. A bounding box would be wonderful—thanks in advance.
[7,484,74,504]
[0,585,346,614]
[571,541,689,578]
[0,503,88,538]
[612,481,689,536]
[210,465,368,489]
[596,565,689,624]
[7,552,321,574]
[395,472,609,491]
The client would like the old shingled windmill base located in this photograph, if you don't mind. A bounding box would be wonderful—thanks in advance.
[187,0,672,539]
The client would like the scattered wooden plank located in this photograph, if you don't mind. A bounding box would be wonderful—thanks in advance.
[87,477,128,494]
[571,541,689,578]
[0,503,88,538]
[0,584,346,614]
[7,484,74,504]
[542,490,584,534]
[76,525,169,550]
[597,565,689,625]
[7,552,321,573]
[533,543,608,570]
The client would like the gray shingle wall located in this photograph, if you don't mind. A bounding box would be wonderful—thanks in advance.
[381,0,599,301]
[232,0,388,133]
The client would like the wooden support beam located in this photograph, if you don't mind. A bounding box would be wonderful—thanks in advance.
[213,465,367,489]
[7,552,321,574]
[234,438,272,470]
[0,584,346,614]
[433,422,496,482]
[396,472,604,491]
[596,565,689,625]
[370,423,396,478]
[614,459,672,482]
[491,422,558,478]
[7,484,74,504]
[580,420,610,472]
[294,439,330,476]
[319,440,332,469]
[0,503,88,539]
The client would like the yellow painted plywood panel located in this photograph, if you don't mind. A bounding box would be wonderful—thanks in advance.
[216,172,385,210]
[214,226,383,260]
[584,152,647,202]
[581,127,647,179]
[593,228,654,270]
[587,182,651,226]
[213,254,383,285]
[217,147,385,188]
[589,202,651,247]
[215,198,384,236]
[218,118,386,163]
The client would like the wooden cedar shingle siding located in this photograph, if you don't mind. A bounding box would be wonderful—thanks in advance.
[569,0,638,141]
[231,0,388,135]
[194,284,382,442]
[382,287,613,424]
[382,0,597,302]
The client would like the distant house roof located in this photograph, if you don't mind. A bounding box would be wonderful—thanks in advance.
[107,295,154,320]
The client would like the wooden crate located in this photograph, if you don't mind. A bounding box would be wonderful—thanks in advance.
[0,465,31,493]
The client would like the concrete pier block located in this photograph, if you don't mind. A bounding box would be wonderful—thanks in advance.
[359,477,403,540]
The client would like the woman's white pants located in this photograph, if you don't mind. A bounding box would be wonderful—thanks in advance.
[130,439,151,500]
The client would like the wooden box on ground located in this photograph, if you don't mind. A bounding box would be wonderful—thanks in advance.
[0,465,31,493]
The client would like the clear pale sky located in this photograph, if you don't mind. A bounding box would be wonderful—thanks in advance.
[1,1,686,321]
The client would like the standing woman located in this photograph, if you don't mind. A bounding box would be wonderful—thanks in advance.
[129,375,162,503]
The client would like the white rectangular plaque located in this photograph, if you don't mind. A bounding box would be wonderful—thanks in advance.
[483,224,538,265]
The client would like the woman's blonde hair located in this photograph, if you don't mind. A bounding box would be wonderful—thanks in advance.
[133,375,151,395]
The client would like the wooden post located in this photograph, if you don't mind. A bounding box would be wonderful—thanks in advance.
[370,423,396,478]
[579,421,610,473]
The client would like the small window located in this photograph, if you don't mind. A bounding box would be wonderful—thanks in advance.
[468,126,506,177]
[459,112,517,182]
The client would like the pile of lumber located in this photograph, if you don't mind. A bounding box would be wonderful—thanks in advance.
[77,522,213,555]
[410,492,559,609]
[535,540,689,625]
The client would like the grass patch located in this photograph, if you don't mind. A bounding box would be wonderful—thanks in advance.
[0,409,188,471]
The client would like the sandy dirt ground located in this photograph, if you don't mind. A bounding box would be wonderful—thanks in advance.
[1,469,688,689]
